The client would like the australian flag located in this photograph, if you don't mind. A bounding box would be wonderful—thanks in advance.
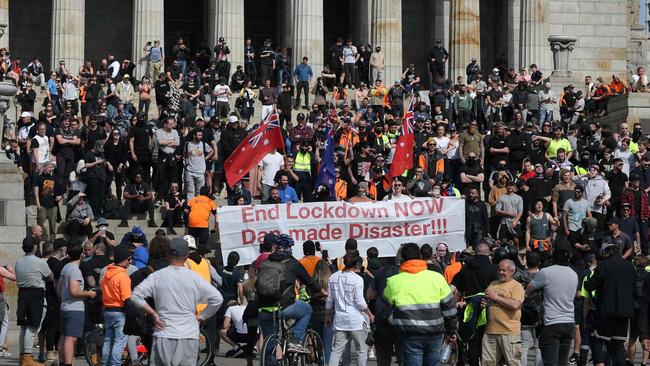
[315,108,338,198]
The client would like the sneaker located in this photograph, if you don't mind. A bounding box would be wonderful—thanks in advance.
[167,227,178,235]
[118,220,129,227]
[0,350,10,357]
[287,342,310,354]
[148,220,157,228]
[368,348,376,360]
[37,353,45,362]
[568,353,578,365]
[225,346,244,358]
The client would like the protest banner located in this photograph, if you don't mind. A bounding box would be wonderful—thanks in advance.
[218,197,465,264]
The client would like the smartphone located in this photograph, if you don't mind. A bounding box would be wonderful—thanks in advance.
[146,41,152,47]
[321,250,329,260]
[315,241,321,252]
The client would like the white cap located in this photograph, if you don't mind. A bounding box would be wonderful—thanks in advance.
[228,115,239,123]
[183,235,197,250]
[20,111,32,118]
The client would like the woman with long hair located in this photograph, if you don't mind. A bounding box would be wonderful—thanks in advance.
[311,259,333,362]
[104,128,128,200]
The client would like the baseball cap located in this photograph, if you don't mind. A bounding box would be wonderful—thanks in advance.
[169,237,190,257]
[95,217,109,227]
[601,242,617,251]
[228,115,239,123]
[195,116,204,122]
[123,74,130,79]
[20,111,32,118]
[183,235,197,250]
[113,245,132,264]
[607,217,622,226]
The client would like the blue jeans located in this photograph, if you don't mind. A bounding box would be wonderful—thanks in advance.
[178,59,187,75]
[323,324,333,363]
[102,311,128,366]
[539,108,553,126]
[400,334,444,366]
[259,301,312,362]
[202,106,216,119]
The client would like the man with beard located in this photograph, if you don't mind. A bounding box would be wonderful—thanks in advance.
[508,122,529,174]
[525,163,554,212]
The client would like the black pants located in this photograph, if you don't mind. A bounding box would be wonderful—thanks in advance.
[56,154,75,186]
[188,227,209,247]
[295,179,312,202]
[65,220,92,236]
[106,169,125,199]
[459,325,485,366]
[260,64,273,84]
[85,176,106,216]
[130,152,152,184]
[343,63,356,88]
[163,207,183,228]
[245,62,257,84]
[539,322,574,366]
[121,199,155,222]
[375,319,399,366]
[44,299,60,351]
[156,153,178,196]
[294,81,310,108]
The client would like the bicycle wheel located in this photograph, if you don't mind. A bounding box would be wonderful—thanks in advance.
[84,332,102,366]
[301,330,325,366]
[196,328,212,366]
[261,334,280,366]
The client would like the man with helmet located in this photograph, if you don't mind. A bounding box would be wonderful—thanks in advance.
[256,233,327,355]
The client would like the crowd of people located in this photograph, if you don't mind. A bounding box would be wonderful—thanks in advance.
[0,29,649,366]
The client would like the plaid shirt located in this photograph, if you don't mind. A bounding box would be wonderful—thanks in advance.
[621,188,650,220]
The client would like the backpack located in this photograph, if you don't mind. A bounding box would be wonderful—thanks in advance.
[255,258,291,299]
[520,290,544,326]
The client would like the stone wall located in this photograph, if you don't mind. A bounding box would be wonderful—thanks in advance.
[548,0,628,80]
[85,0,133,65]
[9,0,52,71]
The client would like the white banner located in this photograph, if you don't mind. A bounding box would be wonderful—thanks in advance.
[218,197,466,265]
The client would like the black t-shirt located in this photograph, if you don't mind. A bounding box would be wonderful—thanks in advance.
[216,266,244,304]
[55,127,80,159]
[46,257,64,301]
[154,80,170,105]
[167,65,181,80]
[432,111,448,125]
[86,83,103,101]
[531,70,543,83]
[605,171,628,201]
[488,89,503,103]
[125,182,153,197]
[489,135,510,165]
[165,191,182,209]
[81,126,106,152]
[80,254,111,286]
[36,173,58,208]
[460,163,483,191]
[184,82,199,96]
[129,124,151,153]
[526,146,546,166]
[450,255,499,296]
[83,150,107,180]
[352,153,374,181]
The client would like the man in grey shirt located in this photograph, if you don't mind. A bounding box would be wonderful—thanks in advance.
[57,245,96,366]
[562,185,592,243]
[132,237,223,366]
[15,236,52,364]
[184,128,213,199]
[495,181,524,246]
[155,117,180,194]
[526,239,578,366]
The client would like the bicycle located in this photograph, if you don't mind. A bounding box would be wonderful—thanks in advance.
[84,324,213,366]
[260,307,325,366]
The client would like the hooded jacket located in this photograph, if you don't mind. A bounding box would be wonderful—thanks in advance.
[257,250,321,309]
[101,264,132,308]
[450,254,499,296]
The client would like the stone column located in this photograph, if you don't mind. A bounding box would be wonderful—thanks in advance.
[0,0,8,50]
[51,0,85,73]
[508,0,521,71]
[132,0,164,79]
[372,0,402,85]
[208,0,245,69]
[519,0,550,71]
[450,0,480,81]
[291,0,324,84]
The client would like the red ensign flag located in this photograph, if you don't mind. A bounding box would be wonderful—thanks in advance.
[387,98,415,185]
[225,109,285,187]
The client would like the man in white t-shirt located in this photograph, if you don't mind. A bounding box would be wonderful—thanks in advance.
[219,303,249,357]
[258,149,284,203]
[213,77,232,119]
[326,252,374,366]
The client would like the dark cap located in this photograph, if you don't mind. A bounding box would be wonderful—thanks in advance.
[113,245,132,264]
[169,237,189,257]
[296,112,305,120]
[436,39,442,43]
[630,174,642,181]
[22,236,39,252]
[554,237,573,253]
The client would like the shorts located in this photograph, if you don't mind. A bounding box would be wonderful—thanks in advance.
[593,316,629,341]
[60,310,85,337]
[498,223,521,240]
[574,298,584,327]
[226,327,249,344]
[629,313,641,340]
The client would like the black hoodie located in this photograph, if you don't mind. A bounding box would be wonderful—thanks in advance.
[257,250,321,309]
[450,254,498,296]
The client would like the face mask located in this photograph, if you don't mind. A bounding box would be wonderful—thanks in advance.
[498,164,506,170]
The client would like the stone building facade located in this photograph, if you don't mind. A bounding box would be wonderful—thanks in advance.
[2,0,633,87]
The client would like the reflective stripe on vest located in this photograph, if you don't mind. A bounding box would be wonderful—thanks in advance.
[294,152,311,172]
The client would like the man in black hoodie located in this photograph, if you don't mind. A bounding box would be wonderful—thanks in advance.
[257,234,325,355]
[450,240,498,366]
[584,242,636,366]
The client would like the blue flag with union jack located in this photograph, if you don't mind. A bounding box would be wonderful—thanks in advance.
[315,108,338,198]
